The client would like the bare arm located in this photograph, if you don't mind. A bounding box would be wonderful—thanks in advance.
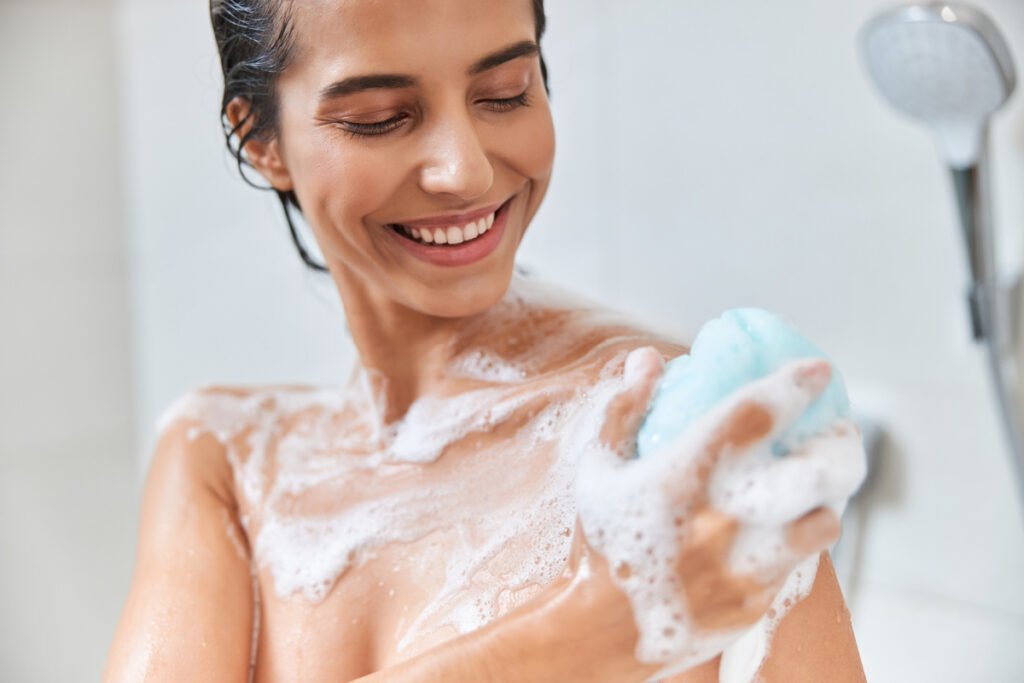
[104,419,254,682]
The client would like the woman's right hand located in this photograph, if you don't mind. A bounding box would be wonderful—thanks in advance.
[559,346,866,673]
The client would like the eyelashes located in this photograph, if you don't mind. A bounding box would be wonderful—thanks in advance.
[337,91,532,139]
[484,91,532,114]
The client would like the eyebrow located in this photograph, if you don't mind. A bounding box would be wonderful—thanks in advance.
[317,40,540,101]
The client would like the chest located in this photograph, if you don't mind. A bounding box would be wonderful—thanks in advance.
[238,380,607,678]
[252,517,567,680]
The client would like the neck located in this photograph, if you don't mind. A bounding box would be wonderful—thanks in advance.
[331,266,492,424]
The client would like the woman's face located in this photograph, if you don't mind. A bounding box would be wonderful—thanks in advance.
[263,0,555,318]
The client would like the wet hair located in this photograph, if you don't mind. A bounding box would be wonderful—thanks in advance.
[210,0,550,272]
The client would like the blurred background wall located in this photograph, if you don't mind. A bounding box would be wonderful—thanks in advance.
[0,0,137,680]
[2,0,1024,680]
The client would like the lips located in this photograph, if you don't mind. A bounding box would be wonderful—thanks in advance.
[385,196,513,267]
[389,201,503,230]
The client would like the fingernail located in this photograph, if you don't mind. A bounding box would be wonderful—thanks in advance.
[624,347,662,385]
[795,360,830,389]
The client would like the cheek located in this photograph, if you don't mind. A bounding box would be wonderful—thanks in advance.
[506,105,556,181]
[498,104,555,227]
[290,134,404,243]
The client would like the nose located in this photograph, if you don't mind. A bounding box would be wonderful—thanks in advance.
[418,112,494,201]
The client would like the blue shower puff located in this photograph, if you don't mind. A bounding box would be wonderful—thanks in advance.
[635,309,851,458]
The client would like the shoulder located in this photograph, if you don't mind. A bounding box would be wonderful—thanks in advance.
[485,277,692,377]
[149,382,329,504]
[539,307,691,378]
[155,382,321,436]
[154,382,336,452]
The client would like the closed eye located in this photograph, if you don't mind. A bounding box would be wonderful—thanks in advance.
[482,91,532,113]
[337,91,533,139]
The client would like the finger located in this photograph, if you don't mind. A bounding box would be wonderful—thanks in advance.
[710,420,867,525]
[598,346,665,458]
[677,509,784,630]
[785,507,840,556]
[725,511,836,588]
[702,357,833,464]
[564,517,590,577]
[687,573,780,631]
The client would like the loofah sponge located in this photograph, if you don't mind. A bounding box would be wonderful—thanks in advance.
[636,308,852,458]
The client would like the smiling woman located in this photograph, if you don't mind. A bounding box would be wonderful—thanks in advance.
[214,0,551,278]
[103,1,866,682]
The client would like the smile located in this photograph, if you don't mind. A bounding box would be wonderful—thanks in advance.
[383,197,513,268]
[387,210,497,246]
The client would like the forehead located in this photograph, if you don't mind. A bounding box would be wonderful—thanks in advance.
[286,0,536,76]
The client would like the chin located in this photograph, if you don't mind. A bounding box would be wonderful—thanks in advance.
[410,266,514,319]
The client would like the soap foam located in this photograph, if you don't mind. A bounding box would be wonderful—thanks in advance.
[446,348,527,383]
[155,273,862,680]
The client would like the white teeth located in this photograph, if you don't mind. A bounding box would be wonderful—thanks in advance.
[395,208,498,245]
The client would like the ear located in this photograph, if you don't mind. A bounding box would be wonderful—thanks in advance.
[226,97,294,192]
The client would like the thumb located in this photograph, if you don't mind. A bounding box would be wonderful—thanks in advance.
[598,346,665,459]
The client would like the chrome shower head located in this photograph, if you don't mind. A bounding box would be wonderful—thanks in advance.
[860,3,1016,169]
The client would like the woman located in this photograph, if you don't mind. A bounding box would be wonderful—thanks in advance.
[105,0,866,680]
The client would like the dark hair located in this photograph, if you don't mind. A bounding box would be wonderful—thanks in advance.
[210,0,550,272]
